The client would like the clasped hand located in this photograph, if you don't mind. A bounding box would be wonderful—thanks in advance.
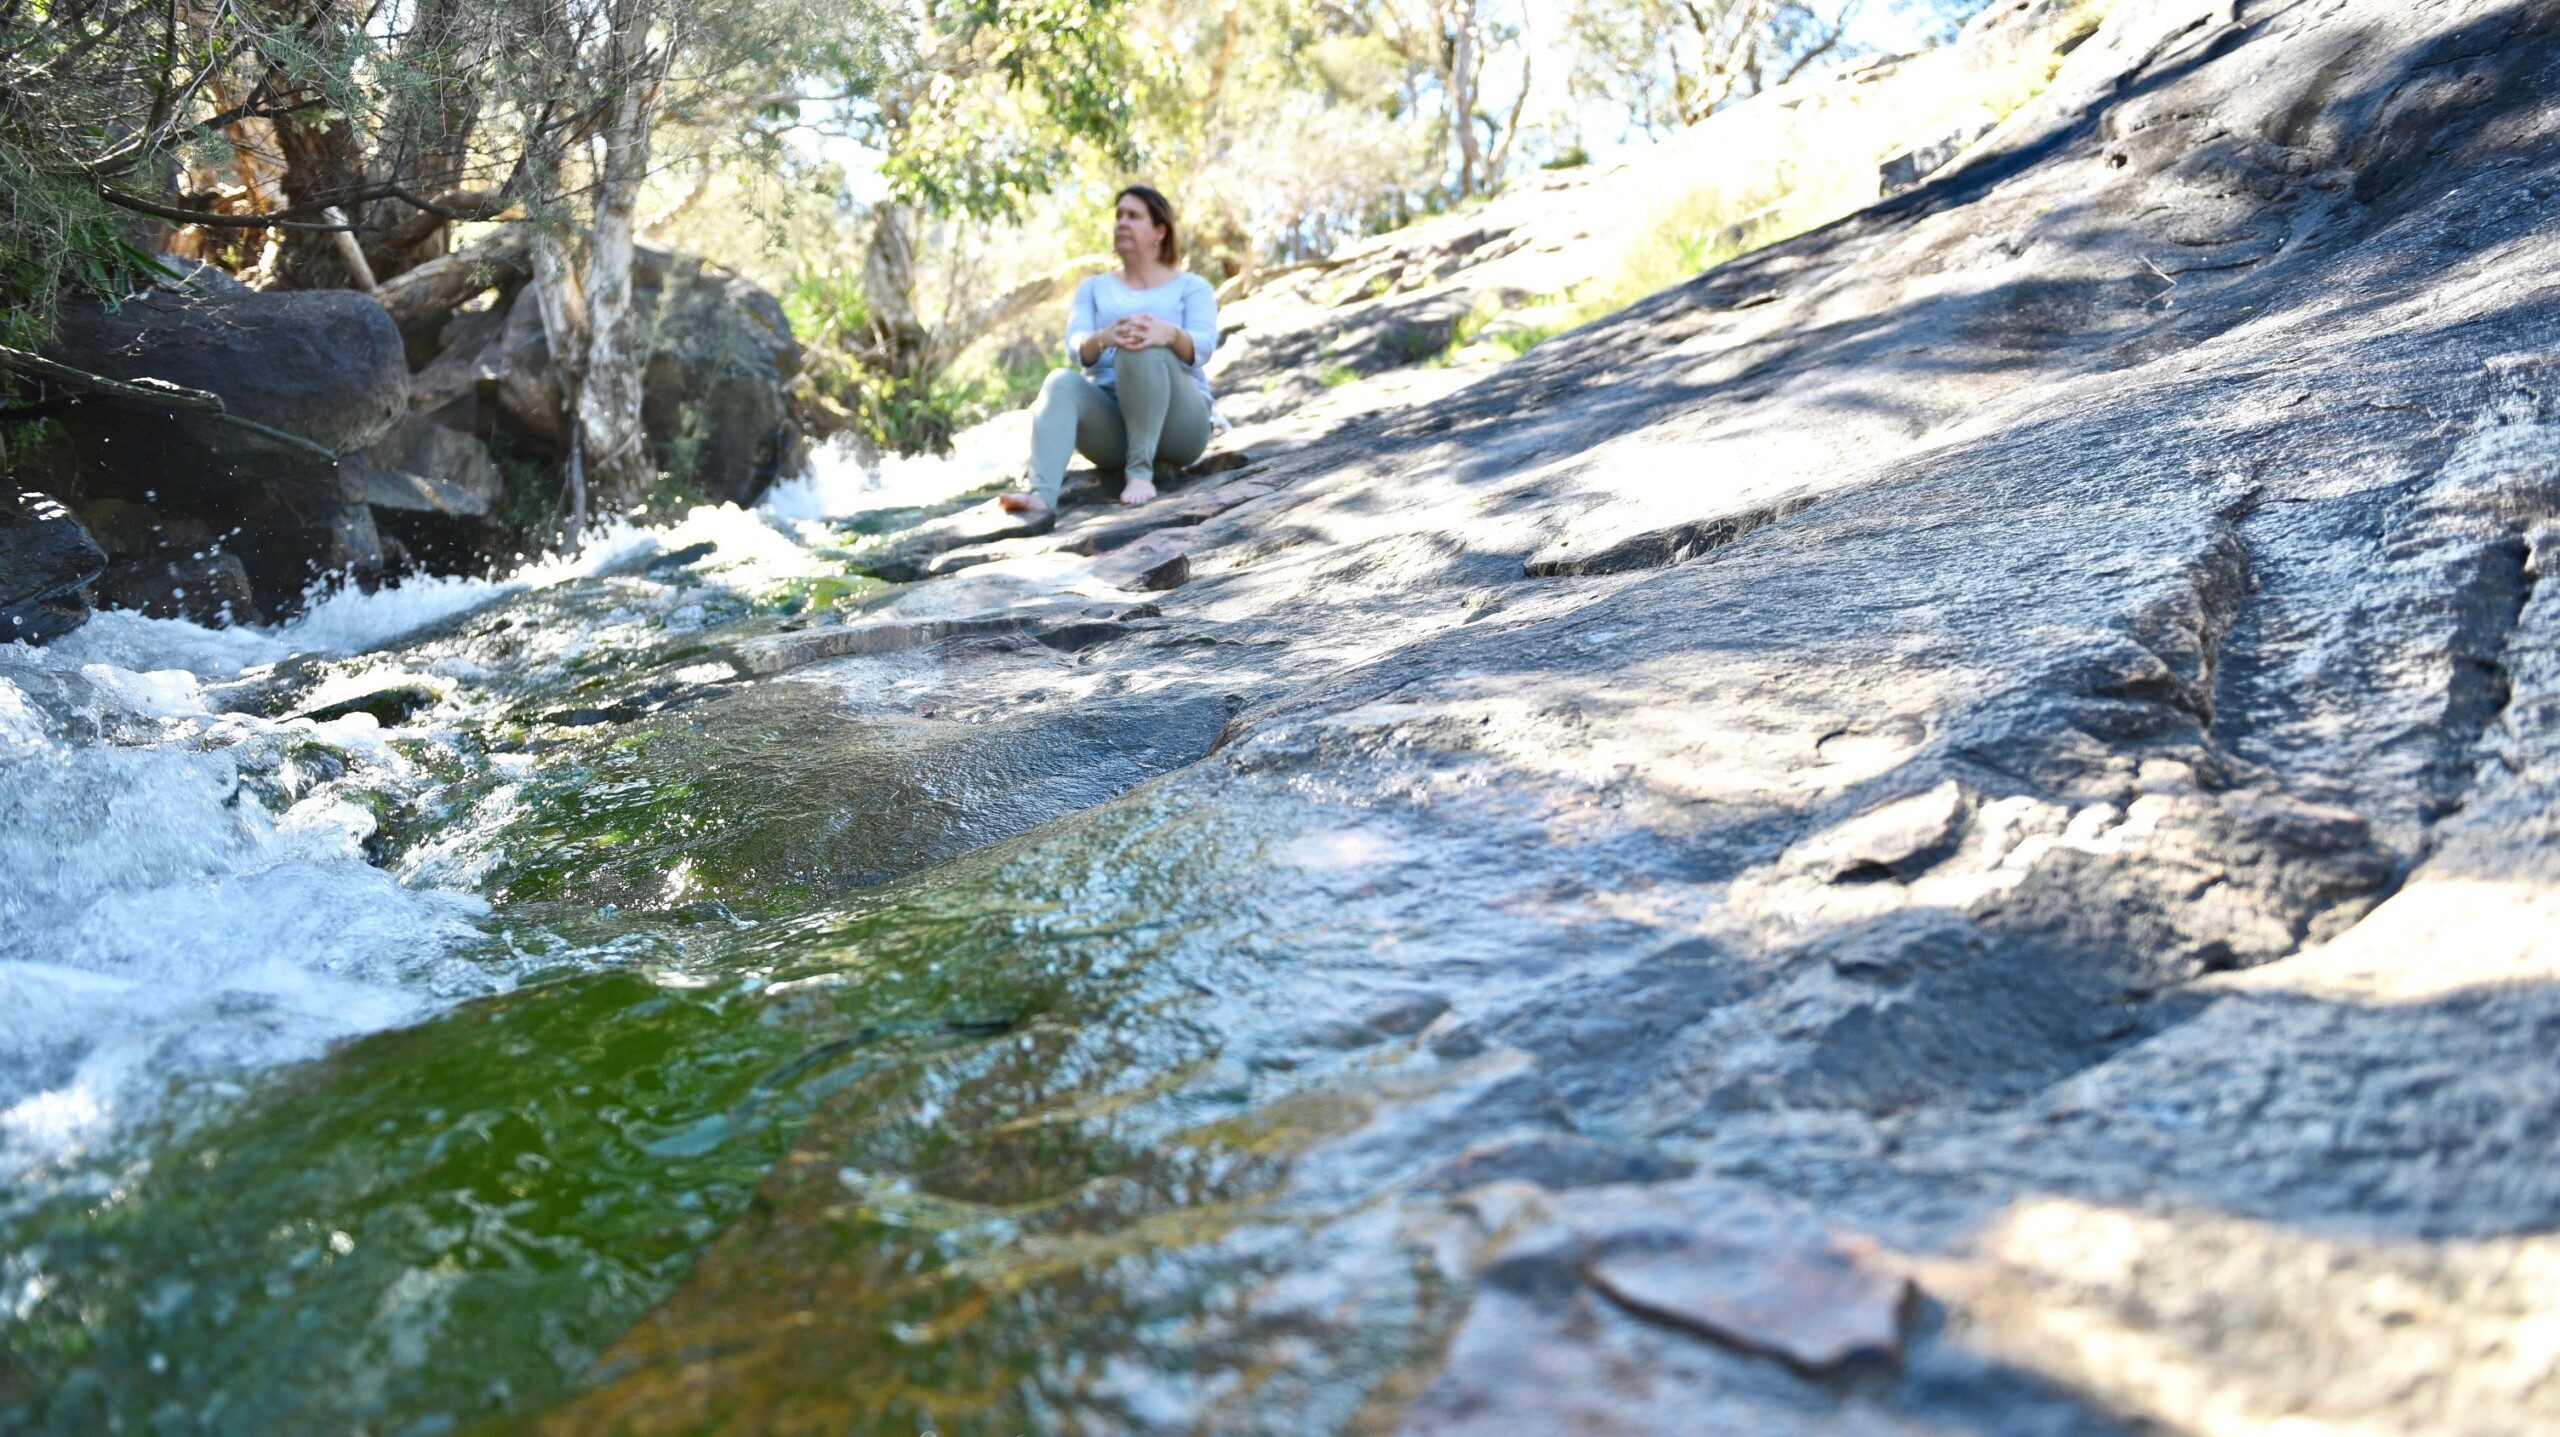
[1108,314,1179,352]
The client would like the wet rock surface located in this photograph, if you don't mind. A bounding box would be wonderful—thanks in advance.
[537,2,2560,1431]
[16,2,2560,1433]
[90,551,263,627]
[0,490,105,643]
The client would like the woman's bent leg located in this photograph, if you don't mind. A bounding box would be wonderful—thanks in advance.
[1159,368,1213,472]
[1111,348,1205,500]
[1025,368,1126,505]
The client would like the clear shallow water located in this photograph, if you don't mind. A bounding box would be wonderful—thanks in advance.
[0,434,1459,1433]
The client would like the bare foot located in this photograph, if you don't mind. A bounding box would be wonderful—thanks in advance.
[1120,477,1158,506]
[998,491,1053,519]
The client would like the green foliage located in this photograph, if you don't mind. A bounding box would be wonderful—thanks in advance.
[0,4,183,345]
[787,262,1037,452]
[1387,320,1450,365]
[1556,172,1804,330]
[782,264,875,352]
[797,0,1148,221]
[0,168,157,348]
[849,364,1031,455]
[491,432,564,537]
[1486,319,1565,358]
[1450,293,1564,360]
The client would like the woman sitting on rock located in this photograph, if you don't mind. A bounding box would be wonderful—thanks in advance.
[1001,185,1218,518]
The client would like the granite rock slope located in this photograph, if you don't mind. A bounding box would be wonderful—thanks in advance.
[550,1,2560,1430]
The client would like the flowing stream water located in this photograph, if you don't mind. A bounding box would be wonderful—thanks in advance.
[0,437,1439,1433]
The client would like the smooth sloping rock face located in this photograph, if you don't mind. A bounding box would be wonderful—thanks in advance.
[526,3,2560,1431]
[858,498,1056,582]
[473,679,1237,904]
[0,491,104,644]
[1462,1178,1914,1371]
[1204,0,2107,439]
[37,2,2547,1432]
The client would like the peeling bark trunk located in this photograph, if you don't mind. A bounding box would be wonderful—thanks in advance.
[575,7,668,514]
[528,221,590,541]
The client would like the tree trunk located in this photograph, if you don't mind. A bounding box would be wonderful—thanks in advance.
[1447,3,1482,197]
[365,0,490,280]
[528,220,590,538]
[1484,42,1530,190]
[575,3,667,513]
[266,107,372,289]
[862,200,935,384]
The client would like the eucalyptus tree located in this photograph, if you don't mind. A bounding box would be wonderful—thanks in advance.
[1326,0,1533,201]
[1566,0,1860,133]
[789,0,1147,392]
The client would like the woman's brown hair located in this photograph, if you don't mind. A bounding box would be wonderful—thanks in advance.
[1117,184,1179,266]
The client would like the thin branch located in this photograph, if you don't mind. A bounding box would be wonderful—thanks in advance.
[0,345,342,462]
[97,180,502,231]
[82,72,303,179]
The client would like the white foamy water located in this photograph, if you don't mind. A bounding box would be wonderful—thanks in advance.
[1,446,1006,1182]
[0,646,493,1179]
[759,417,1022,522]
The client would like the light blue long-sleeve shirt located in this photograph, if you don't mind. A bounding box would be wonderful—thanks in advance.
[1069,271,1219,401]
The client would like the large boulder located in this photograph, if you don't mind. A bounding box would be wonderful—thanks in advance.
[411,301,509,432]
[463,248,805,505]
[47,281,409,491]
[0,490,105,644]
[92,553,264,628]
[348,412,518,572]
[478,288,571,456]
[349,412,506,519]
[636,250,804,505]
[45,279,408,614]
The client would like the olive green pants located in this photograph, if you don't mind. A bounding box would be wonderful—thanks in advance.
[1027,347,1212,503]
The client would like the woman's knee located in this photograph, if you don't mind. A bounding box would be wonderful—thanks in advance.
[1032,367,1088,420]
[1118,346,1179,378]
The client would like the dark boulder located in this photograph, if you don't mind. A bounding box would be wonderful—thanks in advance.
[73,496,177,562]
[93,553,265,627]
[69,496,269,626]
[349,412,505,519]
[349,412,518,572]
[222,487,385,609]
[637,251,804,505]
[479,288,570,457]
[43,281,408,615]
[411,301,507,432]
[47,282,409,490]
[1,490,105,644]
[468,248,805,505]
